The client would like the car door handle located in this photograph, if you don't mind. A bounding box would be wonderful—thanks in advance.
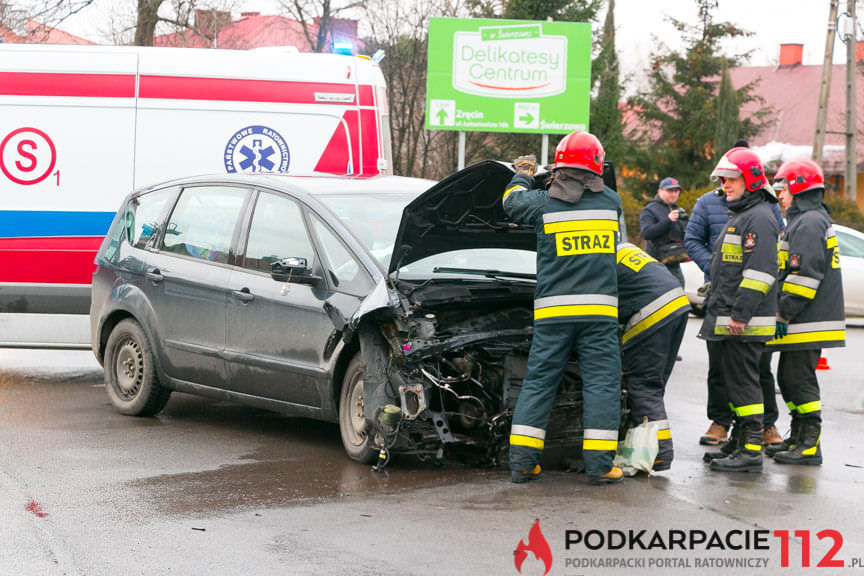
[145,269,164,284]
[232,288,254,303]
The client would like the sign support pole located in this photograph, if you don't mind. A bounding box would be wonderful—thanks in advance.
[541,134,549,167]
[458,131,466,170]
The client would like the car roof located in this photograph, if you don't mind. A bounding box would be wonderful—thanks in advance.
[135,172,435,199]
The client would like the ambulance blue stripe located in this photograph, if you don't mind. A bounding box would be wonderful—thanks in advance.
[0,210,115,238]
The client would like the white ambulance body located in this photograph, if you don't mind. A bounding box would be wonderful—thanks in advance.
[0,43,392,345]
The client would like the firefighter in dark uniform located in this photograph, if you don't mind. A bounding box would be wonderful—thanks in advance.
[765,159,845,465]
[698,147,779,473]
[504,131,623,485]
[616,242,691,471]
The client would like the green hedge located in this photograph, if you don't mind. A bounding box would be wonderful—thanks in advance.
[824,195,864,232]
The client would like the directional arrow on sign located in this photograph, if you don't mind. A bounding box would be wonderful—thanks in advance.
[437,108,449,125]
[519,112,534,125]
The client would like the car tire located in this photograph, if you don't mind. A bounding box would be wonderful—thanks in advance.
[104,319,171,416]
[338,354,378,464]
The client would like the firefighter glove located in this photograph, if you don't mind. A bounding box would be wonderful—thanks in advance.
[513,154,538,176]
[775,320,788,339]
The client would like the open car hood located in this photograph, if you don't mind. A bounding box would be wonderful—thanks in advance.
[387,161,538,274]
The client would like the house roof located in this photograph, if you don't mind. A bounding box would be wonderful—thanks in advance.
[731,63,864,173]
[154,13,357,52]
[0,20,94,44]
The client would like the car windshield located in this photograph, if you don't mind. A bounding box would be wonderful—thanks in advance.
[316,193,537,276]
[837,228,864,258]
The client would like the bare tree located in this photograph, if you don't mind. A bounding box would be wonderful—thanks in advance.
[279,0,364,53]
[1,0,95,42]
[363,0,469,178]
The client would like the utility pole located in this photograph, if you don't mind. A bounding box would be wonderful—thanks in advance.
[813,0,839,164]
[845,0,857,202]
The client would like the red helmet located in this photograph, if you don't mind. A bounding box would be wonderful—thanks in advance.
[554,131,604,174]
[711,147,770,193]
[774,158,825,195]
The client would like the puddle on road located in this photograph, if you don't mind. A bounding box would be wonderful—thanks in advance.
[123,457,494,517]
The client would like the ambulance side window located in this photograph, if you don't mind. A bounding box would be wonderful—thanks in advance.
[129,189,173,249]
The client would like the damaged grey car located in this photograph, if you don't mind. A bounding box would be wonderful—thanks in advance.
[91,162,592,468]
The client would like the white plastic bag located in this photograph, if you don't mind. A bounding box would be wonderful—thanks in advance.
[613,419,661,476]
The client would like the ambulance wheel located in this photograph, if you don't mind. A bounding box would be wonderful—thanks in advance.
[339,354,378,464]
[104,319,171,416]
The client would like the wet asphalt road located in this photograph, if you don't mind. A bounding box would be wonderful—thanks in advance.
[1,318,863,576]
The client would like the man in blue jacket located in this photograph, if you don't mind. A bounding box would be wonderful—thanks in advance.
[685,141,785,449]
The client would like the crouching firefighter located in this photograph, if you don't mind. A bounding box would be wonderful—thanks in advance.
[616,243,691,471]
[765,159,845,465]
[503,131,624,485]
[699,147,779,473]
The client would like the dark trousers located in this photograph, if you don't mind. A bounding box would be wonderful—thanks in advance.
[707,344,778,428]
[510,321,621,475]
[707,339,765,430]
[623,314,687,465]
[777,349,822,424]
[623,314,687,424]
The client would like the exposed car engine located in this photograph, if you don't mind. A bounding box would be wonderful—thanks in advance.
[362,278,591,469]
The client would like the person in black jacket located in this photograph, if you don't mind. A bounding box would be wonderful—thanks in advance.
[699,147,779,473]
[640,177,687,287]
[685,143,785,450]
[765,158,846,465]
[616,243,691,471]
[504,131,624,485]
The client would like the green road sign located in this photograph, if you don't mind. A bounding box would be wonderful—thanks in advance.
[426,17,592,134]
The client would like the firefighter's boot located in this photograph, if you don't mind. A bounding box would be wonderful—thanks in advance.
[588,466,624,485]
[511,464,543,484]
[774,422,822,466]
[766,418,801,458]
[710,426,763,473]
[703,424,741,462]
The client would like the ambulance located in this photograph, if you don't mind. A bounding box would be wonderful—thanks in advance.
[0,43,393,345]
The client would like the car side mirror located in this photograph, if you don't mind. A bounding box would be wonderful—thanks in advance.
[271,257,322,285]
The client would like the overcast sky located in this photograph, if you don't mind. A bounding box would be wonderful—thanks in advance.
[54,0,852,88]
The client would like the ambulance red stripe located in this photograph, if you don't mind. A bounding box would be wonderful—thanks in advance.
[0,72,376,106]
[0,237,102,284]
[0,72,135,98]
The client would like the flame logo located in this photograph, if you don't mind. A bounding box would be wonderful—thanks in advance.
[514,519,552,575]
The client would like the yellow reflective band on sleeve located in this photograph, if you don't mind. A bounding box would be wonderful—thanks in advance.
[781,281,817,298]
[744,443,763,452]
[534,304,618,320]
[796,400,822,414]
[555,230,616,256]
[503,184,526,202]
[544,219,619,234]
[826,236,838,249]
[622,295,691,344]
[657,429,672,440]
[510,434,545,450]
[739,278,772,294]
[732,403,764,417]
[767,329,845,346]
[786,401,797,411]
[715,325,776,336]
[583,439,618,451]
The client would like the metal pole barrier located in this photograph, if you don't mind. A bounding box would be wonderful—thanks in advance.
[541,134,549,166]
[458,131,466,170]
[845,0,857,202]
